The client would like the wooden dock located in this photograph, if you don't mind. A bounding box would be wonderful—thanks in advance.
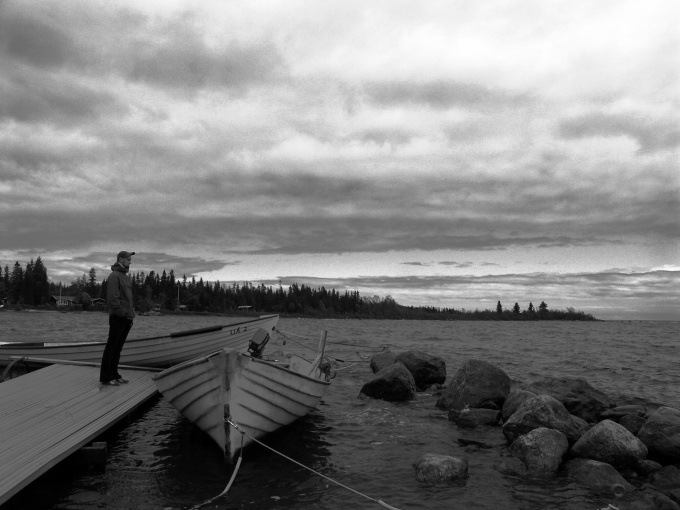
[0,361,160,505]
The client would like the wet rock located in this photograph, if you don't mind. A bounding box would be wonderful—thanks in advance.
[626,490,680,510]
[501,389,537,422]
[648,465,680,491]
[448,408,501,428]
[457,438,493,449]
[496,456,527,477]
[508,427,568,475]
[523,376,614,423]
[359,362,416,402]
[637,407,680,464]
[601,405,648,421]
[570,419,648,470]
[621,414,648,435]
[563,458,634,496]
[502,394,589,445]
[369,351,398,373]
[395,350,446,390]
[637,459,664,476]
[435,359,511,411]
[413,453,468,482]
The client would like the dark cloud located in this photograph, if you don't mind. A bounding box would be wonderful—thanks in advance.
[0,70,126,125]
[363,80,529,109]
[0,2,288,97]
[0,5,79,69]
[558,112,680,153]
[439,261,474,268]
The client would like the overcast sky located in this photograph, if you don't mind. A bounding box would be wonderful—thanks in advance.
[0,0,678,320]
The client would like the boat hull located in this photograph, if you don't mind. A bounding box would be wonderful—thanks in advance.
[153,347,331,460]
[0,315,279,368]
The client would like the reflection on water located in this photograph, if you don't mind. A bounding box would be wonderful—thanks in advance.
[1,312,678,509]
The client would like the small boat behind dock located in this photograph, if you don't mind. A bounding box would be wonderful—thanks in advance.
[0,314,279,370]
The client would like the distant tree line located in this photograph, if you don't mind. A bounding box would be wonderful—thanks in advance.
[0,259,597,321]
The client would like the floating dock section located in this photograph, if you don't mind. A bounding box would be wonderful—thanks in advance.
[0,361,159,505]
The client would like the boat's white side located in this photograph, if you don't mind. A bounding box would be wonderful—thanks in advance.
[153,347,331,460]
[0,315,279,368]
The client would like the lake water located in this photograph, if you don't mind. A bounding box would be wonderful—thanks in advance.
[1,311,678,510]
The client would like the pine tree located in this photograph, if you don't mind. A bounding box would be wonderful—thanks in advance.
[496,301,503,314]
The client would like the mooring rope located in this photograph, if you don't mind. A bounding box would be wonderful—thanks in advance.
[272,327,378,363]
[188,434,244,510]
[222,419,405,510]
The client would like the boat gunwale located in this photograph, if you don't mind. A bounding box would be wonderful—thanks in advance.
[153,350,331,387]
[0,314,280,350]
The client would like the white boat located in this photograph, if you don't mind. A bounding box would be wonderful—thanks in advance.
[0,314,279,369]
[153,329,332,460]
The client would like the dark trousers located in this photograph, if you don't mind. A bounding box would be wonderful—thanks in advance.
[100,315,133,382]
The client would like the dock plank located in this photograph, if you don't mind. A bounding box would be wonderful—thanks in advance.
[0,364,158,505]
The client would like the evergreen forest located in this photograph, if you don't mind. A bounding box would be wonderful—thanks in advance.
[0,258,597,321]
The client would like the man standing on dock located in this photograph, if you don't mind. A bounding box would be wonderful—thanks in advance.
[100,251,136,386]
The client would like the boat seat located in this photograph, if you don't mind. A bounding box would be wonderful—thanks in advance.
[247,329,270,359]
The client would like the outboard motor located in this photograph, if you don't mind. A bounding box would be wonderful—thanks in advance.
[247,328,270,359]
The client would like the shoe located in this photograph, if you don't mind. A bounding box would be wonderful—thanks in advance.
[115,378,129,384]
[101,380,120,386]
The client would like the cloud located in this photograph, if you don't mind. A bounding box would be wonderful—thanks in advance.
[558,112,680,153]
[363,80,530,110]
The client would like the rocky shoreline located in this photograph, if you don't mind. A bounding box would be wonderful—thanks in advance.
[359,351,680,510]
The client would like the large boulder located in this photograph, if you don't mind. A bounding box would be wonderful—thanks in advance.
[502,389,537,422]
[508,427,569,475]
[359,362,416,402]
[369,351,398,373]
[637,407,680,464]
[570,419,648,469]
[563,458,634,496]
[394,350,446,390]
[523,376,614,423]
[502,394,589,445]
[413,453,468,482]
[435,359,510,411]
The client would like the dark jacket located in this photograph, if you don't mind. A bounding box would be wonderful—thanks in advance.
[107,263,135,319]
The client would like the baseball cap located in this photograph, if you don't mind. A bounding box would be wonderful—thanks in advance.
[117,251,135,260]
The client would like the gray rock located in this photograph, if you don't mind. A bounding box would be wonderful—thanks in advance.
[563,458,634,496]
[502,389,537,422]
[369,351,397,373]
[448,408,501,428]
[359,362,416,402]
[413,453,468,482]
[435,359,510,411]
[496,456,527,477]
[648,465,680,491]
[601,405,648,421]
[620,414,648,435]
[637,407,680,464]
[508,427,568,475]
[502,394,589,445]
[570,419,648,469]
[395,350,446,390]
[523,376,614,423]
[626,490,680,510]
[637,459,663,476]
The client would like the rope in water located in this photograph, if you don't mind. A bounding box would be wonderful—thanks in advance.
[222,419,405,510]
[189,434,245,510]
